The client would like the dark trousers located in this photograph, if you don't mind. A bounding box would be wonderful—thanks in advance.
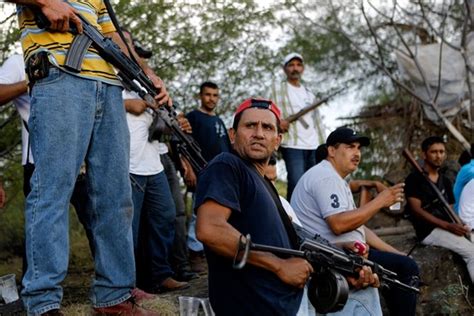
[369,249,419,316]
[161,153,190,272]
[280,147,317,200]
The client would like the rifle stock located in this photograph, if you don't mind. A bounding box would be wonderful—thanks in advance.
[284,88,344,124]
[402,149,469,239]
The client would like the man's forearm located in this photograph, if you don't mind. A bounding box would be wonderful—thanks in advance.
[196,203,285,275]
[407,197,451,230]
[0,82,28,106]
[327,199,384,235]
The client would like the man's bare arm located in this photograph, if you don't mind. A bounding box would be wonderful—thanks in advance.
[0,82,28,106]
[407,197,469,236]
[349,180,387,194]
[196,199,313,288]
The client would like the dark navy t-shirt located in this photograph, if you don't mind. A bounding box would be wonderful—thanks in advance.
[186,110,231,162]
[194,152,303,316]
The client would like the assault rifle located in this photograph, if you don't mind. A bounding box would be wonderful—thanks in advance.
[33,9,207,173]
[233,234,419,313]
[402,148,469,240]
[284,88,344,128]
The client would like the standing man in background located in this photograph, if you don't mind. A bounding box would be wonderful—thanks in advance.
[184,81,231,272]
[271,52,325,199]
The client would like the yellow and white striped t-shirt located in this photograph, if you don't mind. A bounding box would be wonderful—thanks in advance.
[17,0,121,86]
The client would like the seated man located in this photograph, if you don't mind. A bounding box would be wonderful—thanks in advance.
[292,127,419,316]
[405,136,474,283]
[195,100,379,315]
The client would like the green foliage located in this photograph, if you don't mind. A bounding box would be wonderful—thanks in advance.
[432,283,465,315]
[113,0,279,114]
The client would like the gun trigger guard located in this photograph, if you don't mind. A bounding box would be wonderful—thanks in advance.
[232,234,251,270]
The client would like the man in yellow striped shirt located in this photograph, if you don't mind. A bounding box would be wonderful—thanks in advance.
[7,0,168,314]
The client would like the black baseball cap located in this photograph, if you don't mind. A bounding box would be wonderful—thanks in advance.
[326,127,370,147]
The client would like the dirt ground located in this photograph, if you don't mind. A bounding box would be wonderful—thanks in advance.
[0,242,209,315]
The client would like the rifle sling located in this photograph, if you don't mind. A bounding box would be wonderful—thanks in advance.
[252,165,300,250]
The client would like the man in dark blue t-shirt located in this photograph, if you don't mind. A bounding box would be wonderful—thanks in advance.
[184,81,232,269]
[194,98,313,315]
[186,81,230,165]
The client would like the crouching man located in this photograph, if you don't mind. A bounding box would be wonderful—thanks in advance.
[195,100,378,315]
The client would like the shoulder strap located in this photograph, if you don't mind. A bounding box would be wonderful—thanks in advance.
[22,119,31,163]
[260,175,300,250]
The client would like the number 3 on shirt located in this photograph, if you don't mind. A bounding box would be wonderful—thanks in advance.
[330,194,340,208]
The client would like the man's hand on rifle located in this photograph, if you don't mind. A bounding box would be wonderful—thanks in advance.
[177,113,192,134]
[144,69,171,108]
[36,0,83,33]
[279,119,290,133]
[275,257,313,289]
[347,266,380,290]
[444,222,471,236]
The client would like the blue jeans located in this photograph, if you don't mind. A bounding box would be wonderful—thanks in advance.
[318,287,382,316]
[22,68,135,314]
[161,154,189,271]
[280,147,317,200]
[187,197,204,252]
[368,249,419,316]
[130,172,176,285]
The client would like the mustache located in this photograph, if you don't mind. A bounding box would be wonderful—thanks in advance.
[250,141,265,147]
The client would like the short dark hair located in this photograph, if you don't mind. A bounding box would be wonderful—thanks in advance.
[315,144,328,164]
[232,110,281,133]
[421,136,445,152]
[199,81,218,94]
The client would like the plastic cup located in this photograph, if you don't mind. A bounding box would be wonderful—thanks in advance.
[179,296,200,316]
[199,298,215,316]
[389,202,401,211]
[0,274,19,304]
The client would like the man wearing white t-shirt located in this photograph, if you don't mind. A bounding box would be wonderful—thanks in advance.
[0,54,34,193]
[123,90,189,293]
[459,179,474,228]
[271,52,325,199]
